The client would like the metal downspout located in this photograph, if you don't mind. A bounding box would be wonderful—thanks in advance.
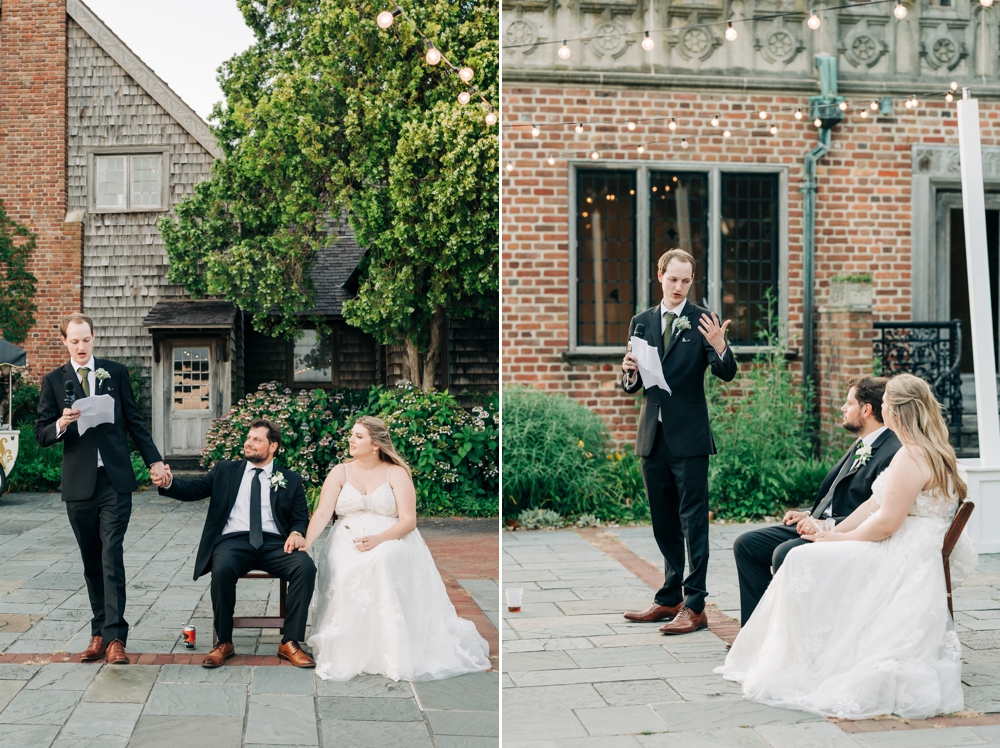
[801,126,832,396]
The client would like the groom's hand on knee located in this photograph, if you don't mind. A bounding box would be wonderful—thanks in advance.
[783,510,808,526]
[284,532,306,553]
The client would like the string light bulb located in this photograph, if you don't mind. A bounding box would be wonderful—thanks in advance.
[807,11,821,30]
[457,91,471,105]
[575,123,584,134]
[711,114,720,126]
[681,138,688,149]
[723,129,731,138]
[769,123,778,135]
[870,99,880,111]
[425,43,442,65]
[505,162,514,172]
[668,117,677,130]
[794,107,803,120]
[531,124,540,137]
[459,67,474,83]
[377,7,401,29]
[838,101,848,111]
[860,108,869,118]
[951,81,959,91]
[725,21,737,42]
[758,110,768,119]
[485,109,497,126]
[908,95,918,108]
[814,118,822,127]
[558,41,571,59]
[547,156,555,166]
[642,31,655,51]
[637,145,645,154]
[591,150,600,160]
[946,92,954,103]
[893,0,907,19]
[626,118,636,131]
[982,0,994,7]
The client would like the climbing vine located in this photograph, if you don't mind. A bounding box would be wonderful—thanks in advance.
[0,201,37,344]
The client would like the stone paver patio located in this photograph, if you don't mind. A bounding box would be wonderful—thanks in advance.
[0,488,498,747]
[502,523,1000,747]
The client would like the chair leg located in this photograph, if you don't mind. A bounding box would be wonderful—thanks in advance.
[944,559,954,619]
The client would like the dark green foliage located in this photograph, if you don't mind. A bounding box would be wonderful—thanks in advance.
[0,200,38,344]
[202,382,497,517]
[501,387,648,523]
[7,420,62,492]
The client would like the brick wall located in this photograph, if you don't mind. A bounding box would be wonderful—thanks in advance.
[502,85,1000,445]
[0,0,81,377]
[815,300,876,444]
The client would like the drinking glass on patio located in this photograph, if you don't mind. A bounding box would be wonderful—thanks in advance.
[505,587,523,613]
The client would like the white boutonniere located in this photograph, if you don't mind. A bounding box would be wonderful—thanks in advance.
[853,442,873,467]
[672,316,691,339]
[95,368,110,393]
[270,472,287,490]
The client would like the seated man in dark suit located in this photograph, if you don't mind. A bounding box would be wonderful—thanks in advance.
[155,418,317,668]
[733,376,901,626]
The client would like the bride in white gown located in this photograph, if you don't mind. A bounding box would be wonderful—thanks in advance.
[301,416,490,681]
[717,373,976,720]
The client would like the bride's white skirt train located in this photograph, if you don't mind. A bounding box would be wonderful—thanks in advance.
[716,509,976,720]
[307,513,491,682]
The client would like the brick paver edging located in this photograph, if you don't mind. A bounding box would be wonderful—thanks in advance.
[573,526,996,732]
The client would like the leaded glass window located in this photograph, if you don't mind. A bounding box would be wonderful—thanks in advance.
[650,172,709,308]
[173,347,211,410]
[92,153,164,211]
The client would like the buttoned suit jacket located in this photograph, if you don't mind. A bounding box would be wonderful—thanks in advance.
[621,300,738,458]
[36,359,161,501]
[158,460,309,580]
[810,429,901,519]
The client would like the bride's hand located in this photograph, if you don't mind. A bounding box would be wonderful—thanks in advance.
[806,530,840,543]
[355,535,381,553]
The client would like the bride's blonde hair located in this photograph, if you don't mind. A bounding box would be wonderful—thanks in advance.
[348,416,412,478]
[884,373,966,501]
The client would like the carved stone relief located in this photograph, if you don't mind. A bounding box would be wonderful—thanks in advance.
[921,32,967,71]
[913,146,1000,180]
[755,17,804,65]
[840,22,889,69]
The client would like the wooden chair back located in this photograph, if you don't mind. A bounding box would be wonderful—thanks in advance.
[943,500,975,619]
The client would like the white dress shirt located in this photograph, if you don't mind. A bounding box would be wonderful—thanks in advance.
[222,461,281,536]
[821,426,888,518]
[57,355,102,467]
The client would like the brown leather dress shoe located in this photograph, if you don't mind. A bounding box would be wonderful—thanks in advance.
[623,603,683,623]
[658,606,708,635]
[80,636,106,662]
[277,640,316,668]
[202,642,236,668]
[105,639,129,665]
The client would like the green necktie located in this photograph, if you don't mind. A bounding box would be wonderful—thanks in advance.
[77,367,90,397]
[662,311,676,350]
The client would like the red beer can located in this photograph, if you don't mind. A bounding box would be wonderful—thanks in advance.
[182,626,196,649]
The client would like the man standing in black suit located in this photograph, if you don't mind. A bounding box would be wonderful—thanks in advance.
[733,375,901,626]
[154,419,317,668]
[36,313,167,665]
[621,249,738,635]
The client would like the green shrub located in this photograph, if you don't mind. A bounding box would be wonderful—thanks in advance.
[779,458,838,510]
[517,508,564,530]
[7,419,62,492]
[707,303,816,520]
[203,382,498,518]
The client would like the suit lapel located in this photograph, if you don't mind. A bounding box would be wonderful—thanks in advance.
[227,461,247,515]
[647,307,664,360]
[662,300,691,362]
[268,467,280,522]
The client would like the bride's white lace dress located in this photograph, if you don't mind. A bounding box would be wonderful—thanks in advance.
[716,471,976,719]
[307,468,491,681]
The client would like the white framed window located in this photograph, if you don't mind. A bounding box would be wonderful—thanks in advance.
[568,161,789,354]
[89,148,169,212]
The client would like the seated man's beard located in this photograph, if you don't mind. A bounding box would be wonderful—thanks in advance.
[843,415,864,434]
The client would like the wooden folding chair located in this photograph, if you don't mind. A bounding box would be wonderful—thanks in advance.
[213,572,287,646]
[943,500,975,619]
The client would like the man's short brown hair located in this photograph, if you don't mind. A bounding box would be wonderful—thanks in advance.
[847,375,889,424]
[657,248,696,276]
[60,313,94,338]
[250,418,282,450]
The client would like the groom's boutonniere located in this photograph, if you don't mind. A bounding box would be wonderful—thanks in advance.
[672,316,691,339]
[270,472,287,490]
[95,368,110,393]
[854,442,873,467]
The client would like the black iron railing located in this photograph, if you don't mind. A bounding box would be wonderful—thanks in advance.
[873,320,966,451]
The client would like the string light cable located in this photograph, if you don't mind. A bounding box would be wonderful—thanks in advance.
[376,4,498,125]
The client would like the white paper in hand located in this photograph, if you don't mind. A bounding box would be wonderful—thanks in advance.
[629,336,671,395]
[75,395,115,435]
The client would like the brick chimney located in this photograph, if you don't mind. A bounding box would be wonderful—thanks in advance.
[0,0,83,377]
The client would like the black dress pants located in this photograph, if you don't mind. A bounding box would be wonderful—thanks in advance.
[732,523,809,626]
[641,426,711,614]
[64,468,132,643]
[210,533,316,644]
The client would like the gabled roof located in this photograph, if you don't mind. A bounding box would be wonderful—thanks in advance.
[67,0,223,159]
[307,214,368,318]
[142,301,238,330]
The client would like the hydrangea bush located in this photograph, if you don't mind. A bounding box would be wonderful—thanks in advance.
[201,382,498,517]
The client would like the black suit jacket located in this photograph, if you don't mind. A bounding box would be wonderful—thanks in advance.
[622,300,739,458]
[36,359,162,501]
[811,429,901,519]
[158,460,309,580]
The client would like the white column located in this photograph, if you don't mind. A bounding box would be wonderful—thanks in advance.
[957,95,1000,553]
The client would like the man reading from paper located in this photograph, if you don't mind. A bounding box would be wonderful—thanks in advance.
[620,249,738,635]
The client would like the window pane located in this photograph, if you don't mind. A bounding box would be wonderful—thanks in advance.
[172,347,211,410]
[293,329,332,383]
[131,155,161,208]
[720,173,780,345]
[95,156,126,209]
[577,170,636,346]
[649,172,709,308]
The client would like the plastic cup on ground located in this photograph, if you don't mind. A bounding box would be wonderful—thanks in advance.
[506,588,523,612]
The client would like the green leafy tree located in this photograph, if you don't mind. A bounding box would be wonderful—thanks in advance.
[160,0,498,389]
[0,200,38,344]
